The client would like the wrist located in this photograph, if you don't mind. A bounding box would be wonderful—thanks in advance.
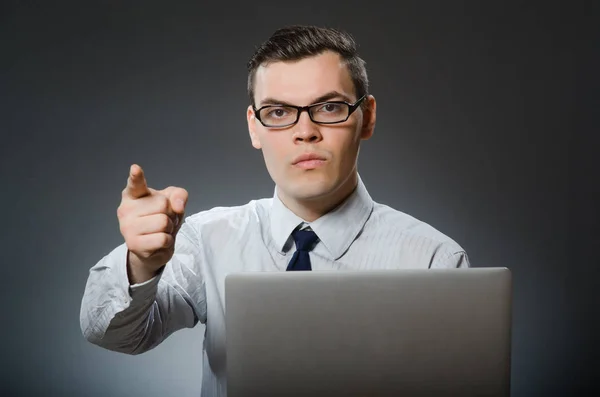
[126,251,161,285]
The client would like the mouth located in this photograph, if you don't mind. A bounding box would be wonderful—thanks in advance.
[292,153,328,169]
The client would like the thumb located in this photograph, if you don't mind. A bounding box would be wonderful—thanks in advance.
[162,186,188,214]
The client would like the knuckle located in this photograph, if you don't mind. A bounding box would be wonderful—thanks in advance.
[119,218,133,236]
[160,233,173,249]
[119,222,128,237]
[158,233,168,247]
[116,203,127,219]
[125,237,140,253]
[117,200,136,218]
[129,236,154,259]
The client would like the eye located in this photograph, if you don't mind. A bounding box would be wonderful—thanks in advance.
[317,103,343,113]
[266,107,289,118]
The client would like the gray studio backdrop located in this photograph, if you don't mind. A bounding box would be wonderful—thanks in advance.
[1,2,596,396]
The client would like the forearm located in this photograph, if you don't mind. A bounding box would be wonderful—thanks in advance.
[80,222,204,354]
[80,251,196,355]
[100,286,168,355]
[79,244,161,354]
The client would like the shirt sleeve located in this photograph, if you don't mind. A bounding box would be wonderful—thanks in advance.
[429,242,471,269]
[79,219,206,355]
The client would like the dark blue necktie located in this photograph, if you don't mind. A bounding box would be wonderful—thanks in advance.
[286,229,319,271]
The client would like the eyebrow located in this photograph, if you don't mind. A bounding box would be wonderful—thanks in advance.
[258,91,354,107]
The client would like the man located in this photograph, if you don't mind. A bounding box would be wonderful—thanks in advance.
[80,25,470,396]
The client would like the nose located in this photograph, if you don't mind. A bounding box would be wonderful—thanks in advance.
[292,110,323,143]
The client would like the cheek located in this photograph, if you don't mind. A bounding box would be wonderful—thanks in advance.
[260,134,288,170]
[330,128,361,159]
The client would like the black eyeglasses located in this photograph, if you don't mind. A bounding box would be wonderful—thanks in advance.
[253,94,367,128]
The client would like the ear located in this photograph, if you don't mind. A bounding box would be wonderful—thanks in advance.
[247,105,262,149]
[360,95,376,140]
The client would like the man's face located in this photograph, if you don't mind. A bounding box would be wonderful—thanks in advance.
[247,51,376,205]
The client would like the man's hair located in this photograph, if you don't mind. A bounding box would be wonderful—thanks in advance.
[247,25,369,106]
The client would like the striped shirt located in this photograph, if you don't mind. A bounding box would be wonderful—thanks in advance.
[79,175,470,396]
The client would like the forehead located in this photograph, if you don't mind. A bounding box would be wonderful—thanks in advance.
[253,51,355,105]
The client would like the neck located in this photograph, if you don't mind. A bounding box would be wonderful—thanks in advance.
[278,172,359,222]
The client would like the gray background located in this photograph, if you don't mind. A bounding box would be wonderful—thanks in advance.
[1,1,597,396]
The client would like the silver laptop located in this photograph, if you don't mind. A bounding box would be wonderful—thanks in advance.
[225,268,512,397]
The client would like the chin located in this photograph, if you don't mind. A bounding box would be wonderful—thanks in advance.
[284,176,337,201]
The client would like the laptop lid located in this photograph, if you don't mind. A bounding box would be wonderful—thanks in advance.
[225,268,512,397]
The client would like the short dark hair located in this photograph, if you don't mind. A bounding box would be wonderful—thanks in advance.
[247,25,369,106]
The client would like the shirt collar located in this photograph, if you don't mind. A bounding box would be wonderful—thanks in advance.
[270,174,374,260]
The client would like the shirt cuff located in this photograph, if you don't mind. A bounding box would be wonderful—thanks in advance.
[128,266,164,301]
[112,243,163,304]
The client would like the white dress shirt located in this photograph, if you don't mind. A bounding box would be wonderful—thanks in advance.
[80,176,470,396]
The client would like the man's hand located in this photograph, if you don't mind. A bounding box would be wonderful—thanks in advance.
[117,164,188,284]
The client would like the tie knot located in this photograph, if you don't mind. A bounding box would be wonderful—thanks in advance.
[291,229,319,252]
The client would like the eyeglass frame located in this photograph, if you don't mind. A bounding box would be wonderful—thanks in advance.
[252,94,368,128]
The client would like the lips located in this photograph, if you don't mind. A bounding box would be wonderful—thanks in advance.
[292,152,327,165]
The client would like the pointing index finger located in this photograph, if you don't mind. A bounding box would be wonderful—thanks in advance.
[124,164,151,199]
